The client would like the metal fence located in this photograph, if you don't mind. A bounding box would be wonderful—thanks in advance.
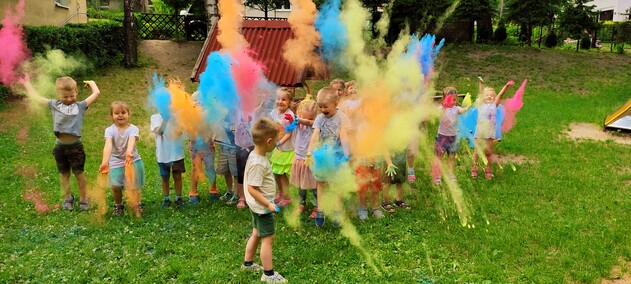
[135,13,208,41]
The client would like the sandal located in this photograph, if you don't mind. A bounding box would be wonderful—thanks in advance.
[113,204,124,216]
[237,199,246,209]
[471,168,478,179]
[79,201,89,211]
[63,195,75,211]
[394,200,411,210]
[381,202,396,213]
[484,169,494,180]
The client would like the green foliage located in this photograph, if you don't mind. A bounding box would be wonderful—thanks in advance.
[505,0,564,45]
[544,31,558,48]
[558,0,598,40]
[580,36,591,49]
[24,22,125,69]
[87,8,125,22]
[494,20,508,42]
[614,21,631,44]
[152,0,175,14]
[0,85,8,106]
[386,0,451,44]
[615,44,625,54]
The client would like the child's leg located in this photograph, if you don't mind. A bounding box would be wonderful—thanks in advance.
[298,189,307,206]
[244,228,261,263]
[278,174,290,201]
[260,235,275,271]
[316,182,326,211]
[75,172,87,202]
[60,172,72,199]
[484,139,494,177]
[395,184,404,202]
[190,155,200,196]
[311,189,318,207]
[224,174,234,193]
[382,182,391,204]
[448,154,456,178]
[161,175,171,196]
[273,174,284,197]
[112,186,123,205]
[173,172,182,196]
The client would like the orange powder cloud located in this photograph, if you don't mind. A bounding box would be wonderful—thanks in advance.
[217,0,246,51]
[283,0,326,75]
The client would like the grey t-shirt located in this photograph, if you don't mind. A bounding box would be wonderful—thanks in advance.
[313,112,348,144]
[105,124,142,169]
[49,100,88,137]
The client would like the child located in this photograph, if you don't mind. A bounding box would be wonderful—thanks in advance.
[355,157,387,220]
[432,87,469,185]
[472,78,514,179]
[20,77,101,211]
[241,117,286,283]
[307,87,350,227]
[188,135,216,204]
[269,87,295,207]
[235,111,255,209]
[330,79,346,101]
[99,101,145,216]
[215,114,238,202]
[382,150,411,212]
[289,95,318,218]
[151,113,186,207]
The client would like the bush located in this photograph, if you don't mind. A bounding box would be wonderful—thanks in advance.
[580,37,591,50]
[544,31,558,48]
[615,44,625,54]
[0,85,8,106]
[494,20,507,43]
[24,21,125,69]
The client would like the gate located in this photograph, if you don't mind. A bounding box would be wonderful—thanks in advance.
[135,13,207,41]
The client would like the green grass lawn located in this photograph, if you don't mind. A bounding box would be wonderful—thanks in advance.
[1,44,630,283]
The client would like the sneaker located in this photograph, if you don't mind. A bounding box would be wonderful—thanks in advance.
[113,204,124,216]
[433,177,442,185]
[237,199,247,209]
[332,212,342,228]
[174,198,184,208]
[315,211,325,227]
[471,168,478,179]
[63,195,75,211]
[277,199,291,207]
[309,207,318,219]
[209,188,219,201]
[79,201,89,211]
[162,199,172,208]
[260,271,287,283]
[407,174,416,183]
[358,208,368,220]
[371,208,385,219]
[240,262,262,272]
[219,191,234,201]
[227,194,240,205]
[189,195,199,204]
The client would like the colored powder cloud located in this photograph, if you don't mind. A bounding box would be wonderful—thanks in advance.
[501,79,527,133]
[216,0,246,51]
[167,79,206,139]
[197,51,239,125]
[283,0,326,76]
[230,47,266,115]
[148,73,172,122]
[315,0,347,64]
[0,0,28,86]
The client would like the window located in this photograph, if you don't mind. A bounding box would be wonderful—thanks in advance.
[274,0,291,11]
[599,10,613,21]
[55,0,70,9]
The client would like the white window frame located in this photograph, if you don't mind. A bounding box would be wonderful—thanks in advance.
[55,0,70,9]
[275,0,291,11]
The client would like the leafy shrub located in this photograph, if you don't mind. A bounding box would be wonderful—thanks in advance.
[0,85,8,106]
[544,31,558,48]
[615,44,625,54]
[580,37,591,50]
[24,21,124,69]
[494,20,507,43]
[87,8,124,23]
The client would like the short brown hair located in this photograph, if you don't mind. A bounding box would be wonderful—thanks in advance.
[330,78,345,91]
[252,117,280,146]
[317,86,338,103]
[110,101,131,115]
[56,77,77,93]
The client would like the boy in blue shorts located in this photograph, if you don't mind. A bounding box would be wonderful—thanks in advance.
[151,113,186,207]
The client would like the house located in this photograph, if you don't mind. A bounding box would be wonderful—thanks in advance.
[244,0,291,19]
[0,0,87,25]
[588,0,631,21]
[191,19,325,87]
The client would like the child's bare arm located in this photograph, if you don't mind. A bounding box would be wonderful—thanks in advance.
[297,117,314,126]
[278,132,292,146]
[125,136,137,163]
[83,80,101,106]
[20,79,48,105]
[248,185,277,212]
[478,76,484,95]
[495,80,515,106]
[100,137,113,172]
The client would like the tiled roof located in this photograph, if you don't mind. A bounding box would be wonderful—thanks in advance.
[191,19,311,87]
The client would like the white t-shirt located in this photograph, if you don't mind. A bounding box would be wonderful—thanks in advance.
[475,103,497,139]
[150,114,185,163]
[104,124,142,169]
[244,152,276,214]
[293,125,313,160]
[438,105,462,136]
[269,108,295,151]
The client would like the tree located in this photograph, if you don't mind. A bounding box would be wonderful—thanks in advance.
[558,0,598,51]
[244,0,292,19]
[505,0,564,46]
[362,0,389,38]
[454,0,496,43]
[386,0,450,44]
[162,0,190,14]
[123,0,137,67]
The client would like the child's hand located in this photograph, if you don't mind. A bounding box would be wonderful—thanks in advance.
[386,164,398,177]
[267,202,280,213]
[99,164,109,174]
[125,154,133,165]
[283,113,295,123]
[506,80,515,86]
[304,153,313,168]
[477,76,484,83]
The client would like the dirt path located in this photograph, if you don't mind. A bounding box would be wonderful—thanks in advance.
[566,123,631,145]
[139,40,204,83]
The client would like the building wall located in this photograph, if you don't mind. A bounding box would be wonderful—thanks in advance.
[0,0,88,26]
[244,6,290,19]
[588,0,631,21]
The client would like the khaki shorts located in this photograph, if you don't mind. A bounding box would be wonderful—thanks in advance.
[251,211,275,237]
[217,144,237,176]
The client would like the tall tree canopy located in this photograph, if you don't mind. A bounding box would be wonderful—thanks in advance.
[505,0,564,46]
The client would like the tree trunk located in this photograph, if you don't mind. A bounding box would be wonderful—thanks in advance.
[538,26,543,48]
[123,0,138,67]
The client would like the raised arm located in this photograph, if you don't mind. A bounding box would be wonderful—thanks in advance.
[495,80,515,106]
[100,137,113,173]
[478,76,485,96]
[20,78,48,106]
[83,80,101,107]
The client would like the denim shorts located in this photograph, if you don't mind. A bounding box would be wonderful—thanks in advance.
[434,134,459,156]
[158,159,186,177]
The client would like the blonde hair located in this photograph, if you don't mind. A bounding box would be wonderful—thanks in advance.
[443,87,457,96]
[297,94,318,115]
[55,77,77,93]
[109,101,131,115]
[345,80,356,94]
[252,117,280,145]
[317,87,338,103]
[483,87,496,97]
[276,87,294,100]
[330,79,345,91]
